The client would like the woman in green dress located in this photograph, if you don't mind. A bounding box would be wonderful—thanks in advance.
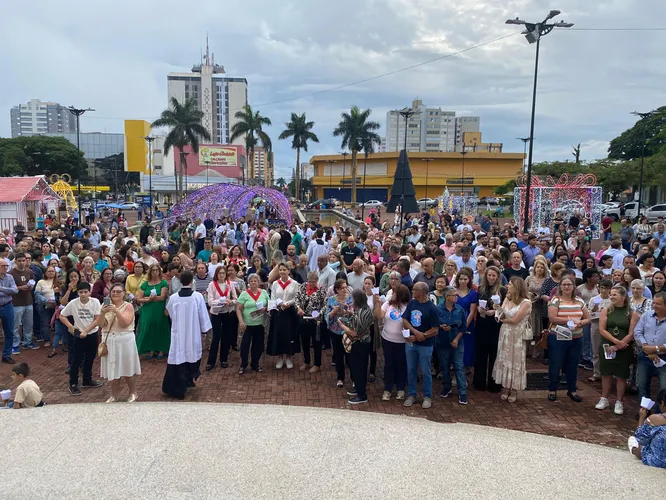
[135,263,171,360]
[596,285,639,415]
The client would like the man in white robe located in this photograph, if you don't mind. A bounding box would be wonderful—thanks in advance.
[162,270,212,399]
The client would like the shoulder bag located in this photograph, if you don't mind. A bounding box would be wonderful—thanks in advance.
[97,307,121,358]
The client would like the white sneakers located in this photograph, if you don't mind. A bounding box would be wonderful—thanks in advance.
[285,358,294,370]
[382,391,391,401]
[595,397,609,410]
[276,359,284,370]
[627,436,639,455]
[595,397,624,414]
[276,358,293,369]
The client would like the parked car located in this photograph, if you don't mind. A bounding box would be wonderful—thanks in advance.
[362,200,384,208]
[306,198,338,209]
[603,201,645,221]
[416,198,438,209]
[118,202,140,210]
[645,204,666,222]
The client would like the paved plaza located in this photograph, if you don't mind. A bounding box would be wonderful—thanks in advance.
[0,345,643,449]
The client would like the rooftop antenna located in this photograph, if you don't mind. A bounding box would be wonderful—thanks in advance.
[205,33,210,65]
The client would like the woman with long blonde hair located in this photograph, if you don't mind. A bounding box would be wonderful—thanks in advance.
[474,266,505,392]
[526,256,549,356]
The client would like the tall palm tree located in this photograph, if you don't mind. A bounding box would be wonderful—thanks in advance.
[360,134,381,218]
[333,105,380,203]
[152,97,211,199]
[275,177,287,189]
[230,105,272,185]
[278,112,319,200]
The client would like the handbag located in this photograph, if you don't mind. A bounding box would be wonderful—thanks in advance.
[535,330,549,350]
[97,311,119,358]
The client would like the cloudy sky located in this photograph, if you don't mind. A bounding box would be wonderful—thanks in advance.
[1,0,664,180]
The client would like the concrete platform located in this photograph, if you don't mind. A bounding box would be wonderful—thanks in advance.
[3,403,663,499]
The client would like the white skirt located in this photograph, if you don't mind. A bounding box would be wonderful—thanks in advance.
[100,331,142,381]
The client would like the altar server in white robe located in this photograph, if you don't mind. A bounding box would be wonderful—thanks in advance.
[162,270,212,399]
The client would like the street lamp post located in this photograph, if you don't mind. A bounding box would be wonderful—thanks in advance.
[143,136,156,219]
[631,110,657,220]
[516,137,530,174]
[205,159,210,187]
[460,151,468,196]
[67,106,94,216]
[341,151,349,206]
[506,10,573,233]
[422,158,432,200]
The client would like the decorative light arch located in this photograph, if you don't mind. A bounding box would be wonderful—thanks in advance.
[168,184,292,225]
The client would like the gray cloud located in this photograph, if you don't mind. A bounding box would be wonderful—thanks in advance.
[1,0,664,181]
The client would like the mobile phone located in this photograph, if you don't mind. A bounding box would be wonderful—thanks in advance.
[103,296,111,306]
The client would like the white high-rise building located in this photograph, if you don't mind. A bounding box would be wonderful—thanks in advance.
[384,99,480,153]
[10,99,77,138]
[167,39,248,146]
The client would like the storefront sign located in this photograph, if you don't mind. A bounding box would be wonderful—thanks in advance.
[199,146,238,167]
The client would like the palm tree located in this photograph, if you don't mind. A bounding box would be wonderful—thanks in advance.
[333,106,380,203]
[152,97,211,199]
[278,112,319,200]
[230,105,272,185]
[275,177,287,189]
[360,134,381,218]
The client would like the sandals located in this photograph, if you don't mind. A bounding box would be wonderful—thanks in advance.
[500,391,509,401]
[252,367,263,373]
[508,391,518,403]
[47,352,57,359]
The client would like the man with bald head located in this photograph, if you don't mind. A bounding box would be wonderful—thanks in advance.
[413,257,436,292]
[347,258,369,291]
[0,257,18,364]
[402,281,440,409]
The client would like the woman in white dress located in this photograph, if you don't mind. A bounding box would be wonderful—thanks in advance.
[493,276,532,403]
[95,282,141,403]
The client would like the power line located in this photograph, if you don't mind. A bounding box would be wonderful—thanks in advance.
[569,27,666,31]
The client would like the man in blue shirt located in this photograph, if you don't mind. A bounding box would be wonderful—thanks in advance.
[436,286,468,404]
[634,293,666,412]
[402,282,440,409]
[653,223,666,250]
[0,258,18,364]
[522,234,541,268]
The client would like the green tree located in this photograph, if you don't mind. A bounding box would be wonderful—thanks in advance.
[152,97,211,199]
[333,105,381,204]
[278,112,319,200]
[493,179,516,196]
[608,106,666,160]
[0,136,85,179]
[230,105,272,185]
[275,177,287,189]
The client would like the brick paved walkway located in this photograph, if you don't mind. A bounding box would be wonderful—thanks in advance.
[0,342,637,448]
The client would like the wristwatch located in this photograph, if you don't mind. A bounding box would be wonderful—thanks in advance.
[657,345,661,354]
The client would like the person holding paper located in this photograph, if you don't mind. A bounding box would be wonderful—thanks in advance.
[326,279,354,388]
[547,276,591,402]
[378,284,410,401]
[473,266,505,393]
[634,293,666,412]
[205,266,238,371]
[628,388,666,469]
[596,285,638,415]
[587,279,612,382]
[295,272,327,373]
[236,274,270,374]
[267,263,300,369]
[436,286,468,405]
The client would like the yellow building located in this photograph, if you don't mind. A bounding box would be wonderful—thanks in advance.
[309,151,524,202]
[124,120,152,173]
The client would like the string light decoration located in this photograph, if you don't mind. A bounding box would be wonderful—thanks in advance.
[49,174,77,214]
[168,184,292,225]
[513,173,603,238]
[438,187,479,217]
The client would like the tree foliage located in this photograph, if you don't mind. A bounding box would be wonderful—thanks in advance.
[0,136,86,179]
[608,106,666,160]
[279,112,319,198]
[230,105,271,185]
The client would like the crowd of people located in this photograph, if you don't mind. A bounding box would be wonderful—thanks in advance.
[0,207,664,468]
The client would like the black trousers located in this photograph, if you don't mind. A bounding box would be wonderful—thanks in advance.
[349,341,371,399]
[299,319,321,367]
[69,332,98,386]
[331,331,351,382]
[382,338,407,391]
[240,325,264,370]
[321,321,331,349]
[208,312,237,366]
[473,328,501,392]
[368,327,377,376]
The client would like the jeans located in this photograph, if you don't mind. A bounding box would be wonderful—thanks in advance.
[0,302,15,359]
[405,342,434,398]
[548,335,583,392]
[603,232,612,241]
[299,319,321,367]
[70,332,99,386]
[581,324,592,363]
[36,304,54,343]
[349,341,371,400]
[13,304,34,347]
[637,352,666,413]
[382,338,406,392]
[438,342,467,396]
[240,325,264,370]
[331,331,349,382]
[590,321,601,378]
[53,320,66,350]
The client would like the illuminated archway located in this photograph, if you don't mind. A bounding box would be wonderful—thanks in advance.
[168,184,292,225]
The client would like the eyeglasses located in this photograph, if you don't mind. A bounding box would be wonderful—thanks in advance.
[111,290,124,294]
[561,283,573,287]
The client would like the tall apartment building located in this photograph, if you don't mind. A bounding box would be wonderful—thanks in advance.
[384,99,480,153]
[10,99,77,138]
[167,39,248,146]
[252,147,268,180]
